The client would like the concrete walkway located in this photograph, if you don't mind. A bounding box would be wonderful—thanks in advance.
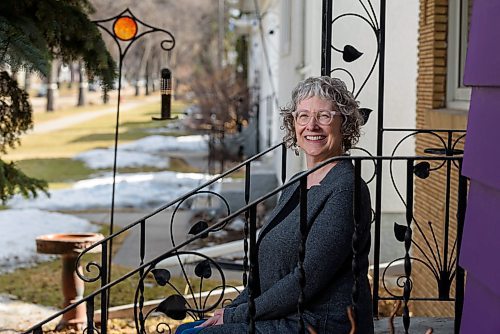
[73,209,196,269]
[374,316,454,333]
[0,294,59,333]
[31,94,159,134]
[29,87,136,113]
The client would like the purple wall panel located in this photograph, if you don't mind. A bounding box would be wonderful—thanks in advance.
[461,0,500,330]
[460,180,500,295]
[462,87,500,191]
[461,272,500,333]
[463,0,500,86]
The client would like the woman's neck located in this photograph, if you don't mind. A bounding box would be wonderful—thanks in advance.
[306,161,339,189]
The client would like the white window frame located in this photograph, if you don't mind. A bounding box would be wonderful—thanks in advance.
[446,0,471,110]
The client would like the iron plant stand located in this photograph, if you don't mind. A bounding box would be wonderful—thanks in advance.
[92,8,175,324]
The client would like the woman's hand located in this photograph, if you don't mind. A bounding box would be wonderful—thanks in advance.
[197,308,224,328]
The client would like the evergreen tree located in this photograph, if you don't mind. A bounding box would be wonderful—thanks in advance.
[0,0,117,203]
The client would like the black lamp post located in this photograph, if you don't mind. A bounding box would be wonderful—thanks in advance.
[93,8,175,305]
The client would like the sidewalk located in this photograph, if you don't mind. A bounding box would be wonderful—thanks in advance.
[71,209,196,269]
[0,294,59,333]
[30,91,159,135]
[30,87,136,113]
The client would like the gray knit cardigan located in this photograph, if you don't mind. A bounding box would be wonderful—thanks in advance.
[201,160,374,333]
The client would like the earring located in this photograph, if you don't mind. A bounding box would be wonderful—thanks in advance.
[292,143,300,156]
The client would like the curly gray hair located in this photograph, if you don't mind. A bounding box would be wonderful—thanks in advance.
[280,76,363,154]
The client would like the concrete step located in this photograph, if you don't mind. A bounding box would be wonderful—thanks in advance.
[374,316,453,333]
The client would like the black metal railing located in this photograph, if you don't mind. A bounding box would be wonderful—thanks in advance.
[321,0,468,331]
[23,140,468,333]
[376,129,467,334]
[23,141,286,334]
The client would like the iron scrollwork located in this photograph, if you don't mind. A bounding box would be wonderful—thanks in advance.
[326,0,380,100]
[132,189,243,332]
[134,251,241,334]
[382,130,467,303]
[93,8,175,57]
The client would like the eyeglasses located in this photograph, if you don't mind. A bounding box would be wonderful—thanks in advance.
[292,110,341,126]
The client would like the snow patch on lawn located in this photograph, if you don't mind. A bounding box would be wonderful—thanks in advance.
[8,171,219,211]
[0,209,97,273]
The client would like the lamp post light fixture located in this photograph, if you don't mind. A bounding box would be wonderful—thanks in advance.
[93,8,175,313]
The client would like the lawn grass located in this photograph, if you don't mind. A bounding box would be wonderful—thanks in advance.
[6,100,186,161]
[15,158,95,183]
[33,103,113,124]
[0,254,225,309]
[13,156,201,188]
[4,99,202,185]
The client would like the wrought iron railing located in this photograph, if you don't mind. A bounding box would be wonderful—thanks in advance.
[374,129,467,334]
[23,141,286,334]
[321,0,468,331]
[23,136,467,333]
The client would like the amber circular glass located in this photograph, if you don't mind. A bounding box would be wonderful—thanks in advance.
[292,110,340,126]
[113,16,138,41]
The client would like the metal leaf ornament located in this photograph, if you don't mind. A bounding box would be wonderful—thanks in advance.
[414,162,431,179]
[394,223,407,242]
[152,268,171,286]
[343,45,363,62]
[157,295,188,320]
[188,220,209,239]
[359,108,372,125]
[195,259,212,279]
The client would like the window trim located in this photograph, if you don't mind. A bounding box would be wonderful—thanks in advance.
[446,0,471,110]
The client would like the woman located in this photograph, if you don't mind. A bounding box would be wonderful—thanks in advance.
[177,76,374,333]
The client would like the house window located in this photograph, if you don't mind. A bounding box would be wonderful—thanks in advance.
[446,0,472,109]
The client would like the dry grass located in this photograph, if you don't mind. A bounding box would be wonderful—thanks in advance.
[41,316,188,334]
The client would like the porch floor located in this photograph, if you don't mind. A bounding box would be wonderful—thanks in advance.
[374,316,454,333]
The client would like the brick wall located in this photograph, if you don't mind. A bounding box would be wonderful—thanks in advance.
[411,0,468,317]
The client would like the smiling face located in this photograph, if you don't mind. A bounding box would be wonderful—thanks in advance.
[294,96,344,168]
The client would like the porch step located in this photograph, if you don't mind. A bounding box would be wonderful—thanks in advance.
[93,285,243,322]
[374,317,454,333]
[157,239,246,268]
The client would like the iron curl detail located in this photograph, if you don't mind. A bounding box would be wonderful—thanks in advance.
[134,251,229,332]
[75,252,103,283]
[156,322,172,334]
[93,8,175,58]
[83,326,101,334]
[330,10,379,98]
[170,190,232,249]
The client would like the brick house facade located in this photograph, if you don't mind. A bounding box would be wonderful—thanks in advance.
[412,0,469,316]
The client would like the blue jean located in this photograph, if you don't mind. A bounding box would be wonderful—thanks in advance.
[175,320,206,334]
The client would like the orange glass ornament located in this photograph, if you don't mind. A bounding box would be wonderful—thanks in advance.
[113,16,138,41]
